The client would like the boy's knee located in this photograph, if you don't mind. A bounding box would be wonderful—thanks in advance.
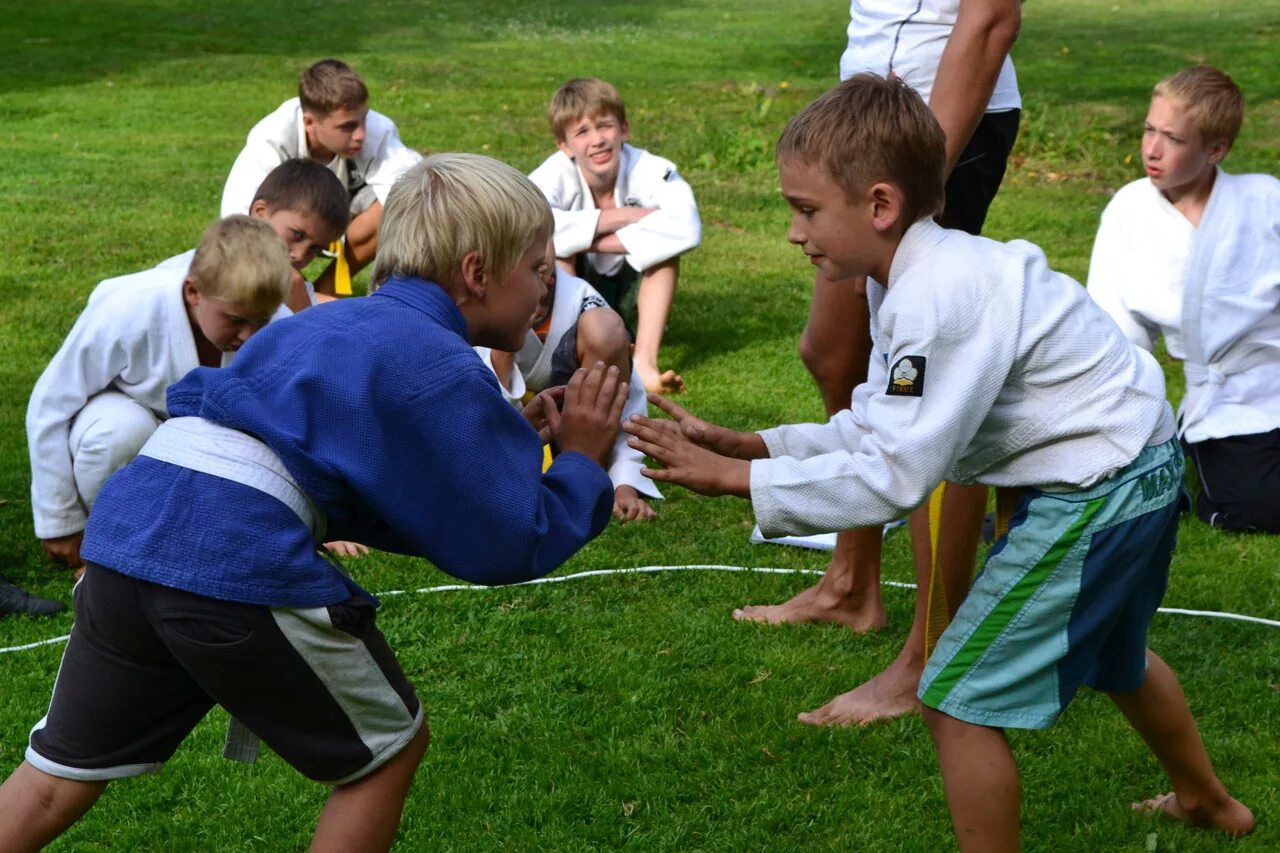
[577,309,632,370]
[70,394,159,467]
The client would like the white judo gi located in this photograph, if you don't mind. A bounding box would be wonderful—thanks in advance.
[1086,170,1280,443]
[475,269,661,501]
[220,98,421,218]
[750,220,1173,538]
[528,143,701,277]
[27,266,235,539]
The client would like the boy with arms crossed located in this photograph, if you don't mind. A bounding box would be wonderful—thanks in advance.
[221,59,421,297]
[530,77,701,395]
[27,216,292,574]
[1088,66,1280,533]
[626,76,1253,847]
[0,153,626,851]
[480,237,661,521]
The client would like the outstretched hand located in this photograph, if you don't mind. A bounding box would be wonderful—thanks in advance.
[522,386,566,444]
[646,394,769,460]
[624,414,751,498]
[556,362,629,467]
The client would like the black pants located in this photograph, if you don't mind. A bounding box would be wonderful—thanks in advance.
[1185,430,1280,533]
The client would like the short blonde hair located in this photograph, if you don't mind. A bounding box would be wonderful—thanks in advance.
[1153,65,1243,148]
[777,74,946,227]
[372,154,552,289]
[549,77,627,141]
[298,58,369,115]
[188,216,291,317]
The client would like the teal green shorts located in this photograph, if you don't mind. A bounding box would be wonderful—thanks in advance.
[918,439,1185,730]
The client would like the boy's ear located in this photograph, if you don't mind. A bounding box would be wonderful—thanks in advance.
[1207,137,1231,166]
[249,199,270,219]
[458,251,489,302]
[868,182,903,233]
[182,276,202,308]
[555,137,574,159]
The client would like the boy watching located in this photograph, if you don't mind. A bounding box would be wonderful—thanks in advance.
[530,77,701,395]
[166,159,348,313]
[625,75,1254,846]
[26,216,291,573]
[1087,66,1280,533]
[220,58,421,297]
[479,236,662,521]
[0,153,626,851]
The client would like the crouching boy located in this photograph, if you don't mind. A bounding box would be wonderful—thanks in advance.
[625,75,1254,848]
[26,216,291,574]
[0,154,626,851]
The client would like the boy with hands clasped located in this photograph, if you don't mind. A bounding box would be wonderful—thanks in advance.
[625,75,1253,850]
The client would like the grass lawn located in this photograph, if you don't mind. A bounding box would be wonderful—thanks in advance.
[2,0,1278,849]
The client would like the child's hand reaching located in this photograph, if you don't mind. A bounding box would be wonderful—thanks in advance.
[645,395,769,460]
[624,414,751,498]
[522,386,566,443]
[556,362,628,467]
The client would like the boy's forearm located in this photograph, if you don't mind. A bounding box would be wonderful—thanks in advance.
[730,431,770,460]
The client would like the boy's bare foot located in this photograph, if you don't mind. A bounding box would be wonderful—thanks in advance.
[797,652,922,726]
[638,366,685,395]
[733,582,887,633]
[1133,792,1255,836]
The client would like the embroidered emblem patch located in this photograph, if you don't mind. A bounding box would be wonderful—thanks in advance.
[886,355,926,397]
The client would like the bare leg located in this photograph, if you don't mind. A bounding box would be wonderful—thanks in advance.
[311,722,431,853]
[796,483,985,726]
[735,526,886,631]
[0,762,107,853]
[314,203,382,296]
[1113,651,1254,836]
[922,707,1021,853]
[632,258,684,394]
[797,271,870,415]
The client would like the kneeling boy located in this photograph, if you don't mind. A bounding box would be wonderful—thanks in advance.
[626,75,1254,848]
[530,77,701,395]
[26,216,291,573]
[0,154,626,851]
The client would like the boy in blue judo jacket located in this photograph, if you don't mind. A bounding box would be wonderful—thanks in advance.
[0,153,627,852]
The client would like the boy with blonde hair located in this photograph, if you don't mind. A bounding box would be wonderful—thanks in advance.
[165,159,348,312]
[27,216,291,573]
[626,75,1254,848]
[0,153,625,852]
[1088,66,1280,533]
[530,77,701,395]
[221,58,421,297]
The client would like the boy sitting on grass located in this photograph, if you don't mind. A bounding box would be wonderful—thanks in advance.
[479,236,662,522]
[0,153,626,852]
[625,75,1255,848]
[164,159,348,313]
[1087,65,1280,533]
[26,216,291,575]
[530,77,701,395]
[221,58,422,297]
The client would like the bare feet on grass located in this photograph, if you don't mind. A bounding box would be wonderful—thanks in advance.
[797,650,922,726]
[1133,791,1255,836]
[638,365,685,396]
[733,580,887,633]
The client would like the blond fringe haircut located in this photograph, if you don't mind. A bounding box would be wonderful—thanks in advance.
[372,154,552,290]
[188,216,291,317]
[777,73,946,227]
[549,77,627,141]
[1153,65,1244,149]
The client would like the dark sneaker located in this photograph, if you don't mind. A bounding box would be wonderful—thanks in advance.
[0,575,66,617]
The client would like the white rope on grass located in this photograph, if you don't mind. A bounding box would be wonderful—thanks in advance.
[3,564,1277,655]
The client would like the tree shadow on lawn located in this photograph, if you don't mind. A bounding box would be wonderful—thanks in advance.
[1,0,673,92]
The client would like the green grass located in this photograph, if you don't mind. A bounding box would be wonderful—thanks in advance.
[2,0,1278,849]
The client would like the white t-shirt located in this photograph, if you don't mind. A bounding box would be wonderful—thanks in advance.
[840,0,1021,111]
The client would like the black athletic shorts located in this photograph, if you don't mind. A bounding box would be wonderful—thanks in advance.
[937,108,1021,235]
[27,564,422,785]
[1184,429,1280,533]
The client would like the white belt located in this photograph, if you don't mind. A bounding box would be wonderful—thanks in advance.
[137,416,326,542]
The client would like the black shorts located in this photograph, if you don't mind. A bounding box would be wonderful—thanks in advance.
[574,257,639,336]
[27,564,422,785]
[937,109,1021,235]
[1184,429,1280,533]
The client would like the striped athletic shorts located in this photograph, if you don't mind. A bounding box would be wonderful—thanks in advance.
[27,564,423,785]
[918,439,1185,730]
